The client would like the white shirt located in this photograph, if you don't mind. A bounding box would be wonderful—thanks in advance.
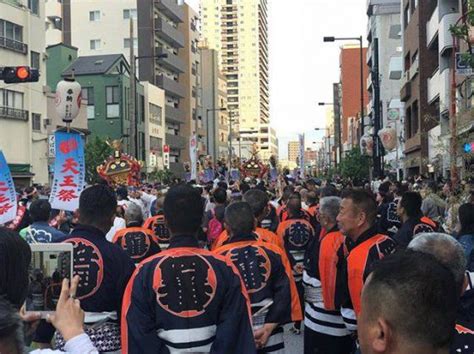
[30,333,98,354]
[106,217,126,242]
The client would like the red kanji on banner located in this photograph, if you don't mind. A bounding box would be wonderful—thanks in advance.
[61,158,79,175]
[59,175,78,188]
[57,189,78,202]
[0,195,8,204]
[0,182,8,192]
[0,203,13,216]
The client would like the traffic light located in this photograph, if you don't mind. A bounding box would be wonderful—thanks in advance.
[0,66,40,84]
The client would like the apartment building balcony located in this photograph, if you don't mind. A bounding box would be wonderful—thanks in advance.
[400,80,411,102]
[154,0,184,23]
[166,133,186,150]
[427,7,439,48]
[165,105,186,124]
[439,13,459,55]
[428,68,441,104]
[439,68,451,113]
[154,17,184,48]
[0,107,29,121]
[389,56,403,80]
[156,74,185,98]
[0,37,28,54]
[155,47,185,73]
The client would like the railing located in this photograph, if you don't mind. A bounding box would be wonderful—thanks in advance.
[0,37,28,54]
[0,107,29,121]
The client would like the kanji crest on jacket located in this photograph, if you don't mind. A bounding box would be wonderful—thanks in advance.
[96,139,143,186]
[241,144,268,178]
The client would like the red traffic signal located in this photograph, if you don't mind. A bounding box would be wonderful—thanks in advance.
[1,66,40,84]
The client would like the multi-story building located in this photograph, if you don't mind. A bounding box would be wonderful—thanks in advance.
[288,141,299,163]
[1,0,49,186]
[424,1,460,178]
[179,4,206,164]
[63,0,137,58]
[400,0,439,176]
[339,45,370,153]
[201,45,229,161]
[366,0,404,177]
[138,0,187,175]
[201,0,270,159]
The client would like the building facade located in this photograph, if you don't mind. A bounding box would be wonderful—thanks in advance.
[288,141,299,163]
[339,45,370,153]
[201,0,271,159]
[1,0,49,185]
[201,45,229,162]
[366,0,404,177]
[400,0,439,176]
[138,0,187,175]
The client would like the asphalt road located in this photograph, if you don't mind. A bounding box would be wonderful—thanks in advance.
[283,325,304,353]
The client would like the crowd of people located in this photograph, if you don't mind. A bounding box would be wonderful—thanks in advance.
[0,174,473,354]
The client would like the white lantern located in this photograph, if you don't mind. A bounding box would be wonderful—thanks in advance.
[55,78,82,123]
[378,127,397,151]
[360,135,374,157]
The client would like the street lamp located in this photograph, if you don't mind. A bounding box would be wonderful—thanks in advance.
[206,107,227,162]
[323,35,365,136]
[318,102,333,106]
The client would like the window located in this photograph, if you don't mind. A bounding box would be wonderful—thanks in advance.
[412,100,419,135]
[403,4,410,29]
[0,20,23,42]
[106,86,119,118]
[81,87,95,119]
[90,39,100,50]
[123,9,137,19]
[89,11,100,21]
[32,113,41,131]
[149,103,162,125]
[30,51,40,69]
[139,95,145,122]
[123,38,138,48]
[150,137,163,157]
[0,89,24,109]
[28,0,39,15]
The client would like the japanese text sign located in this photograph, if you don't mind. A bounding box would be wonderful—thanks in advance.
[0,151,17,225]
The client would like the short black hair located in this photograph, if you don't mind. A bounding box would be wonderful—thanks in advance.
[0,228,31,309]
[29,199,52,222]
[400,192,423,218]
[217,181,228,190]
[79,184,117,226]
[164,184,204,235]
[320,185,338,198]
[343,189,377,225]
[364,250,458,349]
[287,192,302,215]
[243,189,269,217]
[213,188,227,204]
[225,202,255,237]
[0,297,23,353]
[306,191,318,205]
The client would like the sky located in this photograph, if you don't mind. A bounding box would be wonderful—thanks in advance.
[186,0,368,159]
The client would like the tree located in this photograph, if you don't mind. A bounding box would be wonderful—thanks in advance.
[339,148,371,181]
[149,168,174,184]
[85,136,113,184]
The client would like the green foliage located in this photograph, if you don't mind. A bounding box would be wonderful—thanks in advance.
[84,136,113,184]
[149,168,174,184]
[339,148,371,180]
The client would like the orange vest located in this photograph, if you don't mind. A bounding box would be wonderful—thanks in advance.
[319,230,345,310]
[112,226,160,261]
[212,227,284,251]
[420,216,437,229]
[347,234,393,314]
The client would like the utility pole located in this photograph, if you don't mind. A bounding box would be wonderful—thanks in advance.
[372,38,383,178]
[129,17,136,158]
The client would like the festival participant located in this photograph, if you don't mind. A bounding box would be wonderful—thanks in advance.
[421,181,446,223]
[59,185,136,352]
[121,184,257,354]
[408,233,474,354]
[306,191,319,221]
[336,189,396,332]
[143,197,171,250]
[394,191,438,248]
[212,189,284,250]
[202,188,227,246]
[112,203,161,264]
[377,182,406,238]
[214,202,302,353]
[303,197,355,354]
[19,200,65,243]
[116,186,133,211]
[358,251,458,354]
[458,203,474,271]
[277,192,316,334]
